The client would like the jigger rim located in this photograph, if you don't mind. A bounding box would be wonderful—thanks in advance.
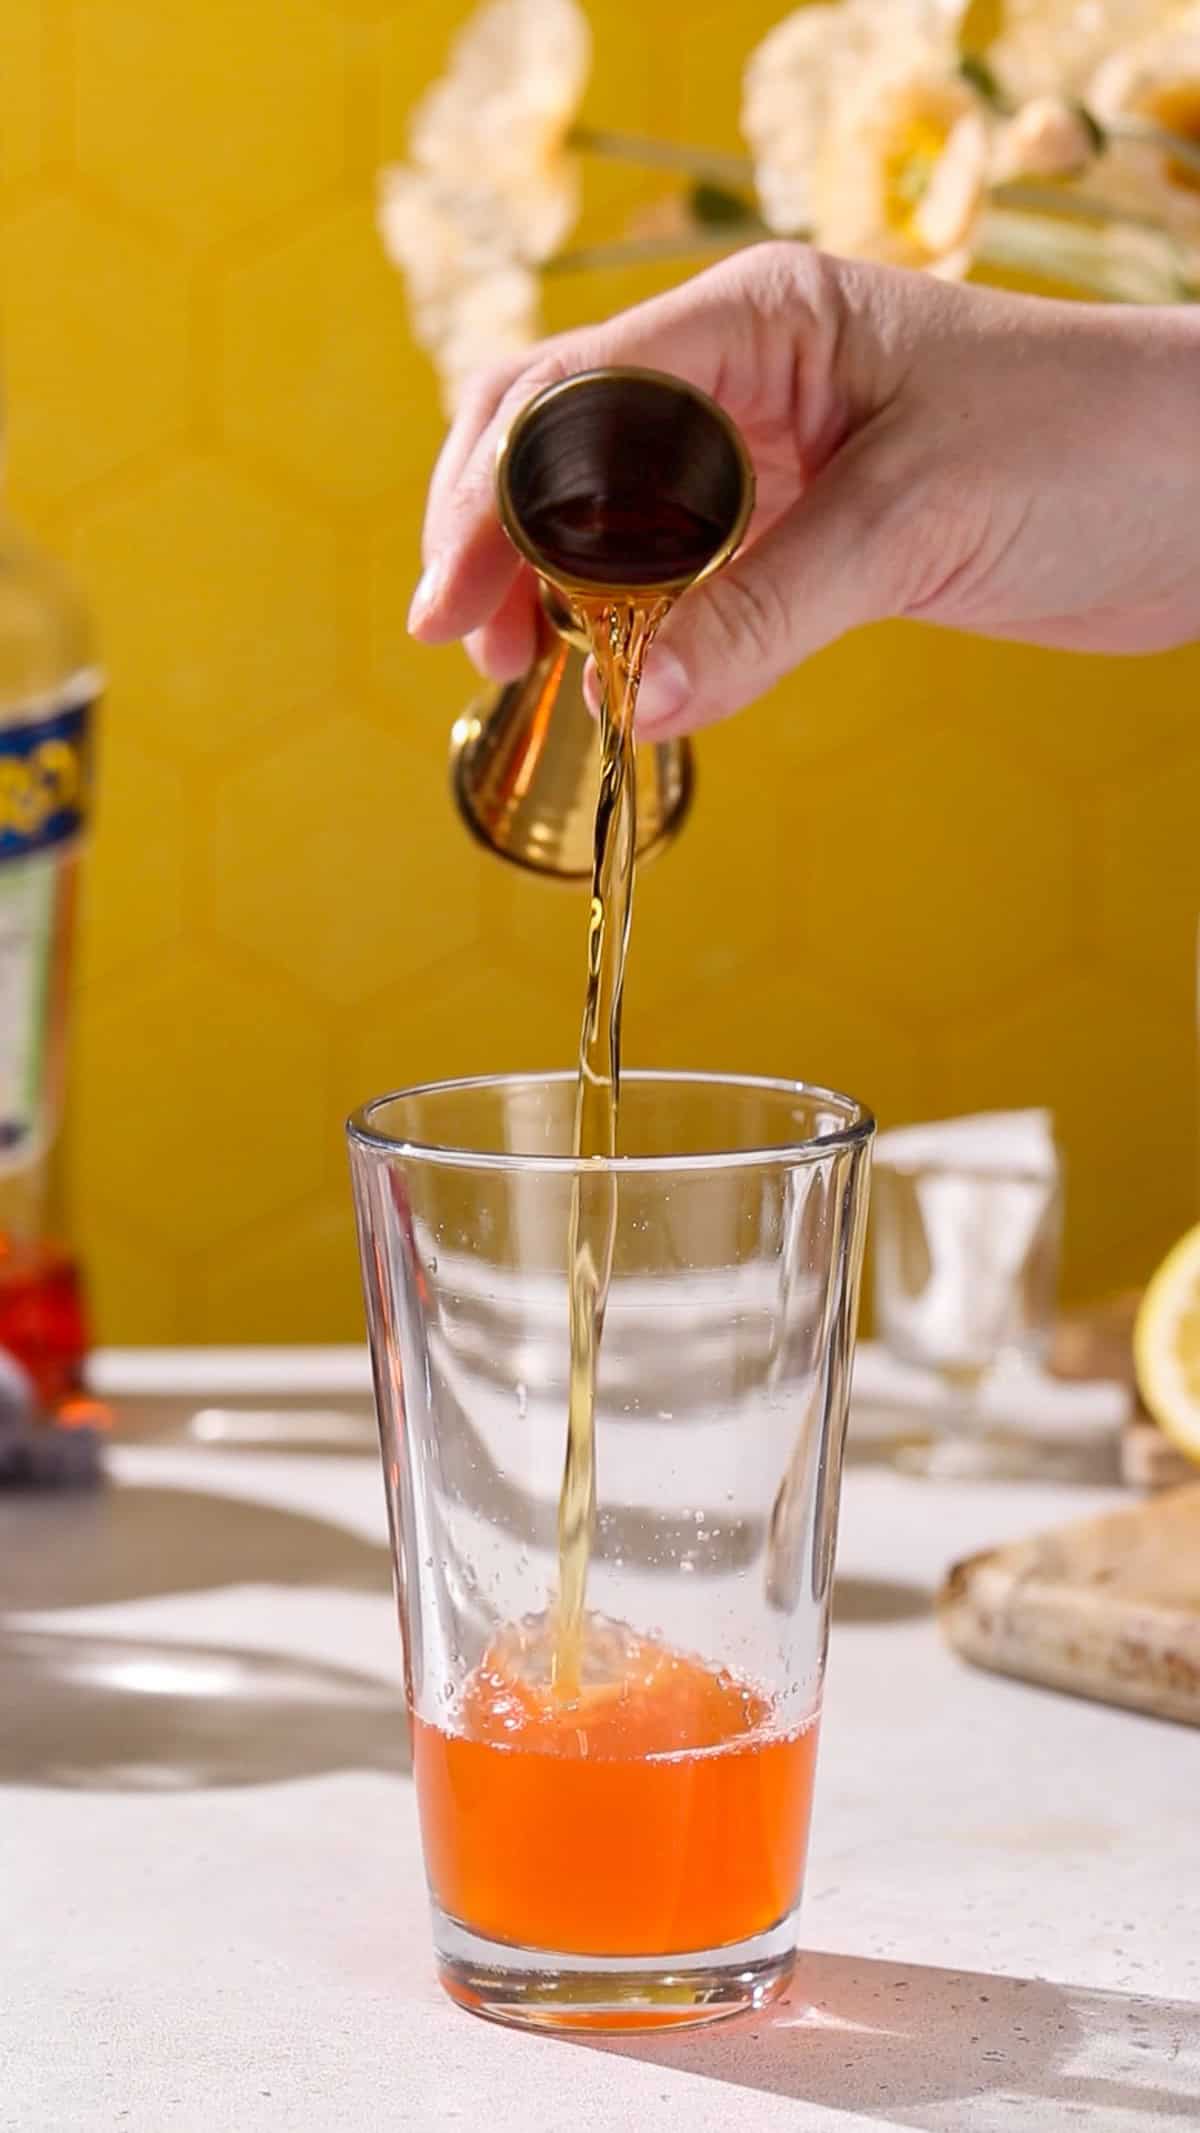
[348,1069,874,1176]
[494,366,755,597]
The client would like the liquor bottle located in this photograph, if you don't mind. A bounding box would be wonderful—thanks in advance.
[0,415,106,1483]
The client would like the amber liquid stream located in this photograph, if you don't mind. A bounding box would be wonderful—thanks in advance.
[418,492,816,1962]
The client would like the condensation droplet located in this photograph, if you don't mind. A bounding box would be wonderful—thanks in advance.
[515,1382,528,1419]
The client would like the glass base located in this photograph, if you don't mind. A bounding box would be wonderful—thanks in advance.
[432,1904,797,2033]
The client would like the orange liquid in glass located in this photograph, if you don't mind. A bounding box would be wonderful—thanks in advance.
[413,1619,818,1958]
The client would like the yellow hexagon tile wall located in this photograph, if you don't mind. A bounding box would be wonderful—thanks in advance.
[210,714,492,1004]
[974,637,1200,779]
[219,200,443,503]
[0,196,190,505]
[192,1192,363,1346]
[2,0,1197,1345]
[0,1,46,195]
[73,0,348,246]
[70,1206,185,1352]
[367,508,477,723]
[630,959,932,1138]
[1092,740,1200,1000]
[68,455,343,760]
[943,969,1194,1301]
[797,711,1079,1023]
[338,964,582,1139]
[74,949,330,1254]
[76,740,190,991]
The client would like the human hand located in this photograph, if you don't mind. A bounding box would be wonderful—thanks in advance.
[409,243,1200,738]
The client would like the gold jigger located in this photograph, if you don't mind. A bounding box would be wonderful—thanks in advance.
[449,366,754,882]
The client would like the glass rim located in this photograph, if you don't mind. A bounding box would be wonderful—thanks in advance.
[346,1068,875,1177]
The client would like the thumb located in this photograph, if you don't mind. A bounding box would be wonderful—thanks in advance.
[631,429,922,738]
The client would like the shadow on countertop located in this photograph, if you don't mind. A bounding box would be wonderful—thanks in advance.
[0,1480,392,1611]
[590,1950,1200,2130]
[0,1479,403,1791]
[0,1471,923,1794]
[832,1576,929,1625]
[0,1625,409,1791]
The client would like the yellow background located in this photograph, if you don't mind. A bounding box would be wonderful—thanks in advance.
[2,0,1197,1342]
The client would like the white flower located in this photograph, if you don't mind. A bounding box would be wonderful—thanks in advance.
[408,0,590,259]
[742,1,989,273]
[816,64,991,271]
[742,3,880,234]
[435,265,542,412]
[378,169,540,412]
[1087,3,1200,230]
[378,0,589,409]
[992,95,1101,179]
[989,1,1182,101]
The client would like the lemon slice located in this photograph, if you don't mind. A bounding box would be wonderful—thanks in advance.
[1134,1222,1200,1464]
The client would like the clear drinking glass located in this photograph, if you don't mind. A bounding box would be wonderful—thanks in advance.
[872,1145,1062,1477]
[348,1071,872,2033]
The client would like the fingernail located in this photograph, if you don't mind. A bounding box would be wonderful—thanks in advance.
[408,556,446,634]
[636,647,689,730]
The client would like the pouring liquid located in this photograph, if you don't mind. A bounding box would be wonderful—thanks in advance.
[516,493,728,1695]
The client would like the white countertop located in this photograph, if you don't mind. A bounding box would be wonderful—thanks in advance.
[5,1379,1199,2133]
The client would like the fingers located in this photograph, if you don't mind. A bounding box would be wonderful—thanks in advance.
[464,566,540,682]
[407,510,520,643]
[409,251,787,648]
[421,354,530,562]
[628,427,914,738]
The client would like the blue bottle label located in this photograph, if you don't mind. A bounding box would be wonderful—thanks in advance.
[0,686,97,862]
[0,677,100,1176]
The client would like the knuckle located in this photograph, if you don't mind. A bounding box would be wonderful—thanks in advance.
[458,356,527,431]
[741,239,839,326]
[704,567,787,670]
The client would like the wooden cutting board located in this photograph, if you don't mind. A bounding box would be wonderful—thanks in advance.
[1051,1290,1196,1490]
[938,1484,1200,1725]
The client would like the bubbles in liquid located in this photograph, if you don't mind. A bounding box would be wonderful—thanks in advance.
[459,1609,772,1758]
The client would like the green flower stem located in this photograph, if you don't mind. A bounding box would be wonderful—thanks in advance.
[978,202,1197,303]
[1105,116,1200,180]
[992,179,1168,229]
[567,124,755,187]
[545,222,769,274]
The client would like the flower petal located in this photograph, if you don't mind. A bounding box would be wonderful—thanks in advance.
[812,56,987,270]
[915,107,991,252]
[744,0,977,236]
[990,0,1178,101]
[992,94,1099,180]
[405,0,589,263]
